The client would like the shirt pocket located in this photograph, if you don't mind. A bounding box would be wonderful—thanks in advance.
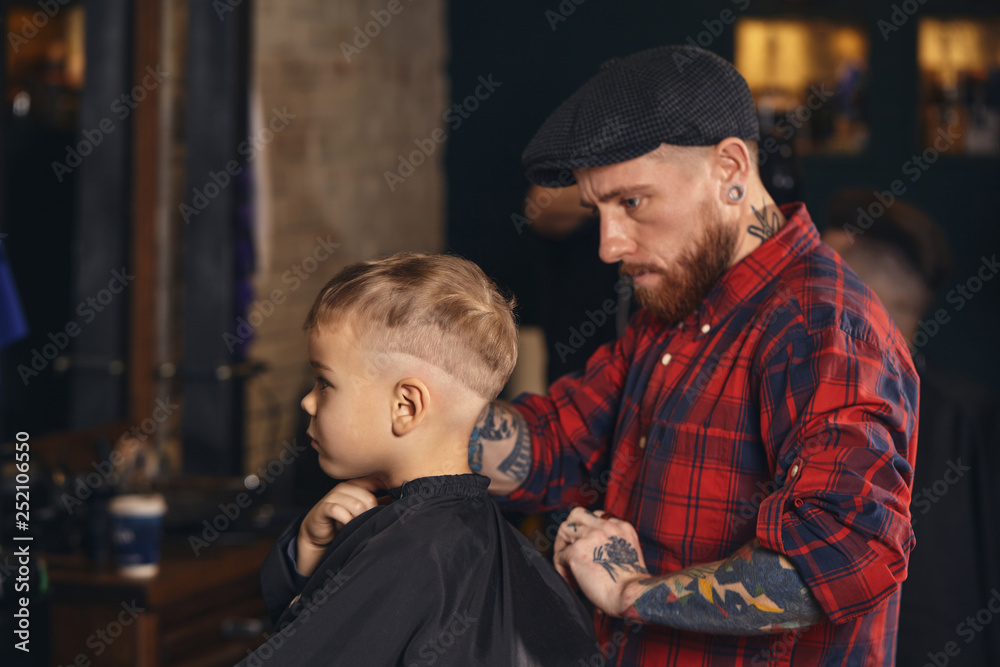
[635,420,765,567]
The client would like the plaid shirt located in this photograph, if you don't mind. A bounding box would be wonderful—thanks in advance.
[503,203,919,666]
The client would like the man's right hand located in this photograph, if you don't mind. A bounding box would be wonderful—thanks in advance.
[295,476,381,577]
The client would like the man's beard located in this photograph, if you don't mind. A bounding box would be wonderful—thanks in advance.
[622,216,739,324]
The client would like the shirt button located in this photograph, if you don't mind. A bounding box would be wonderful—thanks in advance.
[789,463,800,478]
[660,353,672,366]
[700,323,711,334]
[639,436,647,449]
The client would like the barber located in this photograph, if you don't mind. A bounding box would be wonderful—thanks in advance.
[471,45,918,666]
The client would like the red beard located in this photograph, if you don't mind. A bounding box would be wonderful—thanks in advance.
[621,218,739,324]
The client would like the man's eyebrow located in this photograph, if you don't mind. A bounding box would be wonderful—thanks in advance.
[579,184,654,208]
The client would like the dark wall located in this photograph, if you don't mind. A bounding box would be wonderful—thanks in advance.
[445,0,1000,392]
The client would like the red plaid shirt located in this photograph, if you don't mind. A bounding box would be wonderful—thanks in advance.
[503,204,919,666]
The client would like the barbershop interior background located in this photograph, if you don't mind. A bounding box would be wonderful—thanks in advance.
[1,0,998,665]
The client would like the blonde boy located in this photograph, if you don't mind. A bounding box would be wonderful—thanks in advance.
[239,252,596,667]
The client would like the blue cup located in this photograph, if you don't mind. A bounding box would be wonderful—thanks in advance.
[109,494,167,577]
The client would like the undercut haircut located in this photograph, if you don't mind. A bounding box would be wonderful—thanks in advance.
[304,252,518,401]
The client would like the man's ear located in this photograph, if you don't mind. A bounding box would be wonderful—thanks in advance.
[391,378,429,436]
[715,137,752,198]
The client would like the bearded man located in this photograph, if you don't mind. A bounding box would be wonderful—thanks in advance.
[471,46,919,666]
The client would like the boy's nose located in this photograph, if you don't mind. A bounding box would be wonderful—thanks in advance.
[301,390,315,415]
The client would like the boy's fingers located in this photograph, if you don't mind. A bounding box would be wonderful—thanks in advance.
[331,489,377,514]
[326,505,355,530]
[347,475,384,493]
[324,497,369,521]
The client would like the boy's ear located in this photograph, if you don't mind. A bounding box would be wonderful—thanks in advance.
[391,378,429,436]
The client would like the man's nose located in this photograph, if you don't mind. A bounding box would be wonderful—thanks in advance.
[598,214,634,264]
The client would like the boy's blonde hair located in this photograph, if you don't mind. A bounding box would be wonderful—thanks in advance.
[304,252,518,401]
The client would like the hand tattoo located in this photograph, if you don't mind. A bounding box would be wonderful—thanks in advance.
[748,198,782,243]
[593,536,647,583]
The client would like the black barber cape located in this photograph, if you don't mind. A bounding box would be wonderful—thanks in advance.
[237,474,597,666]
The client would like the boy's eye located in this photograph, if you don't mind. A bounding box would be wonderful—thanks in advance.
[315,376,332,390]
[623,196,641,209]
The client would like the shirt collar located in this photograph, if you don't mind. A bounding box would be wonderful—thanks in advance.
[682,202,818,334]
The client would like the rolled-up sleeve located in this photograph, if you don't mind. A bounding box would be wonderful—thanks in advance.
[500,311,646,513]
[755,324,919,624]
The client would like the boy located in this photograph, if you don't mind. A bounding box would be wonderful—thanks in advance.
[238,252,597,666]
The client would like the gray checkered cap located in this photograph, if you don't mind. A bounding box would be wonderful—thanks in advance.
[522,45,759,186]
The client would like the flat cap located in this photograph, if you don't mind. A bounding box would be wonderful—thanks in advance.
[522,45,759,186]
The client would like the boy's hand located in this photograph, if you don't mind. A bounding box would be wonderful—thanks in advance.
[295,476,382,577]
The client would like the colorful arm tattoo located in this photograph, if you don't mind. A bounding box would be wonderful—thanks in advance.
[624,539,824,635]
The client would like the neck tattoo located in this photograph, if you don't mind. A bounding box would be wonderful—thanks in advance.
[748,199,782,243]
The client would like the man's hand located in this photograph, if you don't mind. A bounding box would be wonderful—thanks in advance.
[553,507,649,617]
[295,476,381,577]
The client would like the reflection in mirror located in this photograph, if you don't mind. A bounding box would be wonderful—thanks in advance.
[1,0,131,439]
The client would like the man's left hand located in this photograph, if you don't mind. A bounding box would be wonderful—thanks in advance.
[554,507,650,617]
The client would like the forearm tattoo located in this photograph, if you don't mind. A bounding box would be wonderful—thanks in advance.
[626,540,824,635]
[593,536,648,583]
[497,413,531,482]
[472,403,532,483]
[748,199,782,243]
[468,426,483,472]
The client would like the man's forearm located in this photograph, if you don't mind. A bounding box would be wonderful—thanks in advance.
[469,401,532,495]
[621,539,824,635]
